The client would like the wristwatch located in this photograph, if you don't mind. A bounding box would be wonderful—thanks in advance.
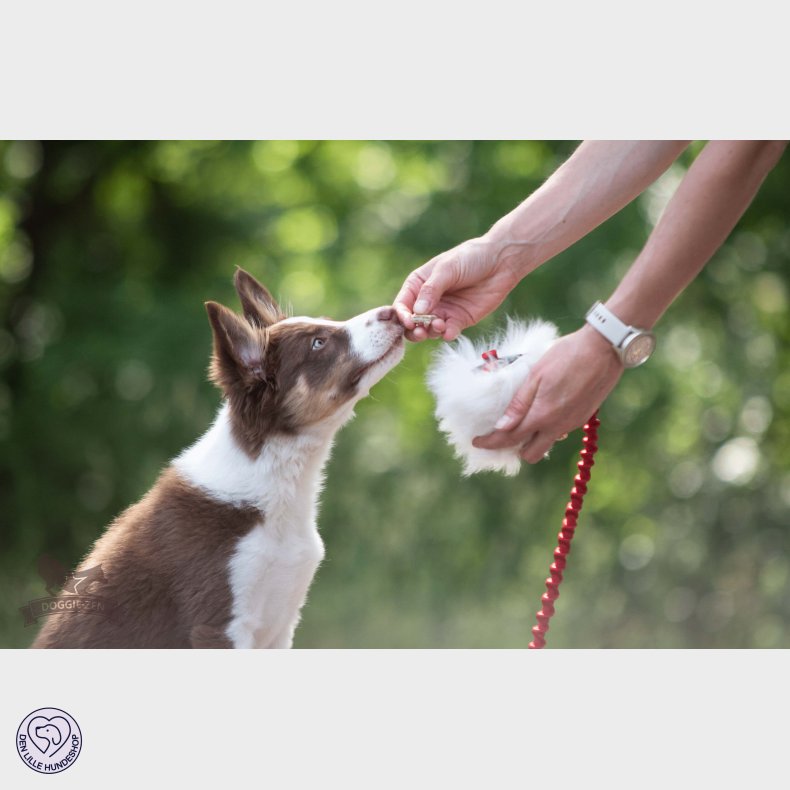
[585,301,656,368]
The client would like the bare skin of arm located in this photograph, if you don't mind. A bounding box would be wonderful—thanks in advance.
[474,139,787,462]
[394,140,692,341]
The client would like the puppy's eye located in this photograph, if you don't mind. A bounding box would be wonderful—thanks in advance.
[311,337,327,351]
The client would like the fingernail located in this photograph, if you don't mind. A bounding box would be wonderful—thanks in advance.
[413,299,429,314]
[495,415,514,430]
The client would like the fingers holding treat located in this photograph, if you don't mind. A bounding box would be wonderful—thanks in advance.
[404,313,447,342]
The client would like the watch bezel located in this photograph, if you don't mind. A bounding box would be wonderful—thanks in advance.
[619,330,656,368]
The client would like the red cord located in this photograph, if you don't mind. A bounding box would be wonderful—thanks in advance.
[528,412,600,649]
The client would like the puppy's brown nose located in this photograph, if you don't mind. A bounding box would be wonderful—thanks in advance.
[376,307,396,323]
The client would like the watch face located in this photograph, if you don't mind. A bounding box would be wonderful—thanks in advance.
[622,333,656,367]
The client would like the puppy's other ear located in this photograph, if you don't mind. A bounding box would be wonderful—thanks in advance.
[234,268,284,328]
[206,301,269,391]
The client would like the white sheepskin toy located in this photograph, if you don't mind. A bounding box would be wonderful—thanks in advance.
[426,317,559,476]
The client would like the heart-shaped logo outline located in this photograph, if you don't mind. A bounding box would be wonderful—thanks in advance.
[16,707,82,775]
[27,715,71,758]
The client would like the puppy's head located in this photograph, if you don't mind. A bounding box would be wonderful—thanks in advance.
[206,268,404,454]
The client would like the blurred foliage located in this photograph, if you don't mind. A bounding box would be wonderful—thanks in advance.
[1,140,788,648]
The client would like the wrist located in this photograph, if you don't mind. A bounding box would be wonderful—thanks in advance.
[580,322,623,362]
[604,289,660,331]
[482,222,539,280]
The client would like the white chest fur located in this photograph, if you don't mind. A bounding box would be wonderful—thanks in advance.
[225,522,325,648]
[174,404,340,648]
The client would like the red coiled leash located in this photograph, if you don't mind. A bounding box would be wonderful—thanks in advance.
[528,411,600,648]
[477,350,600,648]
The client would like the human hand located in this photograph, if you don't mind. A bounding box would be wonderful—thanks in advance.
[472,325,624,462]
[393,235,523,342]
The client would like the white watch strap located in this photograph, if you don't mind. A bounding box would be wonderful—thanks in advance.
[586,301,631,348]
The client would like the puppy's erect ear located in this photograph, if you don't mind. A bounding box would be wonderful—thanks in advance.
[206,301,269,391]
[234,268,284,328]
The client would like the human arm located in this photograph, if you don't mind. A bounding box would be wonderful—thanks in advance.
[474,139,788,462]
[394,140,692,341]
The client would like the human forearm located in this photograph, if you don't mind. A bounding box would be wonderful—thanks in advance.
[484,140,692,276]
[396,140,693,341]
[606,140,787,329]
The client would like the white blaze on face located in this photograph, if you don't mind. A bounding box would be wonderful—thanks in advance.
[345,307,403,365]
[278,308,404,379]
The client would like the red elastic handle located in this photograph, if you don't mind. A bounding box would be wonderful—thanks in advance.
[528,412,600,649]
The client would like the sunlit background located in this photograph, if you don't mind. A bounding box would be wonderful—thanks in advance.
[1,140,788,648]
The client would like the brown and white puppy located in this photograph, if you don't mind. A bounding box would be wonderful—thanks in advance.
[33,268,404,648]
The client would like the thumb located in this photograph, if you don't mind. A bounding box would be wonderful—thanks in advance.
[412,262,456,315]
[494,378,539,431]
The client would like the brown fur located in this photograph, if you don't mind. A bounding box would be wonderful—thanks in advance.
[32,468,259,648]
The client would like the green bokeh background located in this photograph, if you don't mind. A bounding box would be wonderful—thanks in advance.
[1,140,788,648]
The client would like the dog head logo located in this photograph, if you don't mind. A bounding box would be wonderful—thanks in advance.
[16,708,82,774]
[30,717,70,756]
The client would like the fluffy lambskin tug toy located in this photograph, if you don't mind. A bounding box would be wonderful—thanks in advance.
[426,318,558,475]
